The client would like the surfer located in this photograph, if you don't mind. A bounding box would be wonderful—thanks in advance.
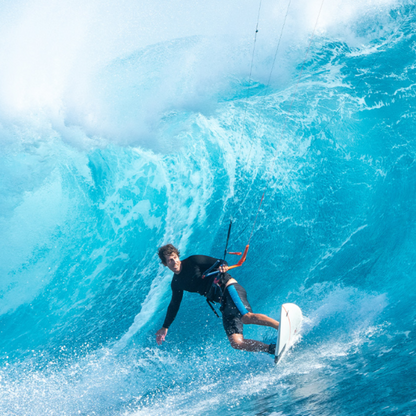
[155,244,279,355]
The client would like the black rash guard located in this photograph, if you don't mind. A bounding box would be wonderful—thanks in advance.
[162,255,231,329]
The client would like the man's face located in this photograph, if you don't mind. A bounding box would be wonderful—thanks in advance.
[165,253,182,274]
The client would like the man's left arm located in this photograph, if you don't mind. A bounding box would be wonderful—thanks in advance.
[192,254,228,271]
[192,255,229,274]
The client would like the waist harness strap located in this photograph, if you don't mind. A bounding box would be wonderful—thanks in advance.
[206,299,220,318]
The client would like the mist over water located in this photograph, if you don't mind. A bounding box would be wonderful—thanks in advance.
[1,0,415,415]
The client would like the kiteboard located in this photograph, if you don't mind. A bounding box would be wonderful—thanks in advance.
[275,303,302,364]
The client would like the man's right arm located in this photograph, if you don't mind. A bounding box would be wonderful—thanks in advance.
[156,286,183,345]
[163,288,184,328]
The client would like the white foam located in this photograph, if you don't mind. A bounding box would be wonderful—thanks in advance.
[0,0,404,150]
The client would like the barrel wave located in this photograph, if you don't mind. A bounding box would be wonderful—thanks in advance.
[0,0,415,415]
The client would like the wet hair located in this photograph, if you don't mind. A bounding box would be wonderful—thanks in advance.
[158,244,180,266]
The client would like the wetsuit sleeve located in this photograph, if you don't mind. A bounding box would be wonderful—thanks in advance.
[162,284,184,329]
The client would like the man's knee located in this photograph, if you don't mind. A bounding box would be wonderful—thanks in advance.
[228,334,244,349]
[230,341,241,350]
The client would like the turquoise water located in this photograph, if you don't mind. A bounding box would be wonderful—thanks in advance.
[0,0,415,415]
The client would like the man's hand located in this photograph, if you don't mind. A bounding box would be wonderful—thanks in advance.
[219,264,229,273]
[156,327,168,345]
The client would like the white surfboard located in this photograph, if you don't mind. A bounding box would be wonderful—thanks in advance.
[275,303,302,364]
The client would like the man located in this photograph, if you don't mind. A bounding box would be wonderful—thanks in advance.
[155,244,279,355]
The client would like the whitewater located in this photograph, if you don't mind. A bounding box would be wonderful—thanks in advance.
[0,0,415,415]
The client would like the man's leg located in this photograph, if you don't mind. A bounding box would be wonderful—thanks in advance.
[241,312,279,330]
[223,283,277,354]
[226,284,280,330]
[228,333,273,353]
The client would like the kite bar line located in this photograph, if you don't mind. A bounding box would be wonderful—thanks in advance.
[249,0,326,234]
[226,188,264,270]
[224,0,326,272]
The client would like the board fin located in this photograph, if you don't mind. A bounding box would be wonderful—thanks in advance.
[274,343,286,364]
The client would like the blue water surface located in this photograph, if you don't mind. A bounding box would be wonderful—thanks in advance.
[0,0,415,415]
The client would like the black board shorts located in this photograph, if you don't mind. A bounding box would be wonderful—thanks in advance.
[221,283,253,336]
